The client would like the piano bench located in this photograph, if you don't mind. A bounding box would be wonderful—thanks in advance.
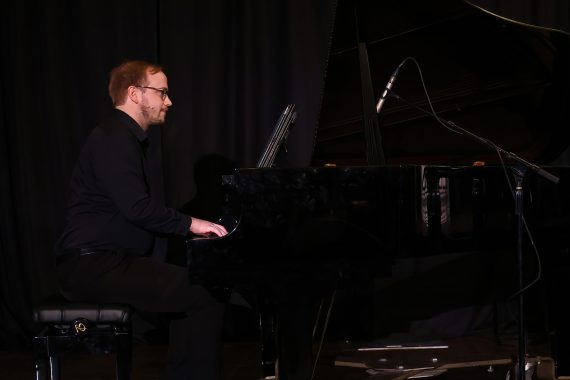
[32,303,132,380]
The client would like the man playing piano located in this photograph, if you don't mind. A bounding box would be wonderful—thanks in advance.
[54,60,228,380]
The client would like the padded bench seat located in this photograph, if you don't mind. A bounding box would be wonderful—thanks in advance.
[33,303,132,380]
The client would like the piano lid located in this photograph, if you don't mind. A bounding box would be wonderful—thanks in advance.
[312,0,570,166]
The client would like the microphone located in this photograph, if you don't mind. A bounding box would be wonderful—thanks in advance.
[375,63,404,114]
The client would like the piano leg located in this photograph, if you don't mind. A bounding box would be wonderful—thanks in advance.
[256,287,320,380]
[260,302,277,379]
[275,293,317,380]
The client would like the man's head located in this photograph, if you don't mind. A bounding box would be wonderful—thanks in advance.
[109,60,173,130]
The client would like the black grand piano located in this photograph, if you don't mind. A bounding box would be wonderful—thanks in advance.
[186,0,570,379]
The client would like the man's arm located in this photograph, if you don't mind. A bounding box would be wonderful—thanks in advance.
[93,128,191,235]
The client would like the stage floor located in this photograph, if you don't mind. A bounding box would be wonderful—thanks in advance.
[0,333,558,380]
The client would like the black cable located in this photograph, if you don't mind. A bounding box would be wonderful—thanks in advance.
[386,57,543,300]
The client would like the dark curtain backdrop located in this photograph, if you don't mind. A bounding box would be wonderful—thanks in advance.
[0,0,335,348]
[4,0,562,351]
[158,0,335,207]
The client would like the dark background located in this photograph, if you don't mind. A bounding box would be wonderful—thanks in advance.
[0,0,335,348]
[1,0,569,351]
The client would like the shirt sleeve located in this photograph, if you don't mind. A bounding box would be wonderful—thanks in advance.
[92,128,192,235]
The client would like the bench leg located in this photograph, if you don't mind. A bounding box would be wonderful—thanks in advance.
[34,336,49,380]
[115,331,132,380]
[48,355,61,380]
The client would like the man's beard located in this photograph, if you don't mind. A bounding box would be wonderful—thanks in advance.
[141,104,165,125]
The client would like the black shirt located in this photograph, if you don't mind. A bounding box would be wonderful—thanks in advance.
[58,109,192,255]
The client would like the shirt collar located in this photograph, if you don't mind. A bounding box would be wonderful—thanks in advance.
[112,108,148,142]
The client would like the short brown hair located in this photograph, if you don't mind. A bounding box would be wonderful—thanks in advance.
[108,60,163,106]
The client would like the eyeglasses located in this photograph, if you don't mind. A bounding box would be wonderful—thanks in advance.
[134,85,169,100]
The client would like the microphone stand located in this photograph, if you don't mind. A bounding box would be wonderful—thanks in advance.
[387,91,559,380]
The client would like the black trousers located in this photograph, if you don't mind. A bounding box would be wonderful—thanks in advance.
[56,252,225,380]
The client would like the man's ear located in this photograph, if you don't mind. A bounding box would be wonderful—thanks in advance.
[127,86,139,104]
